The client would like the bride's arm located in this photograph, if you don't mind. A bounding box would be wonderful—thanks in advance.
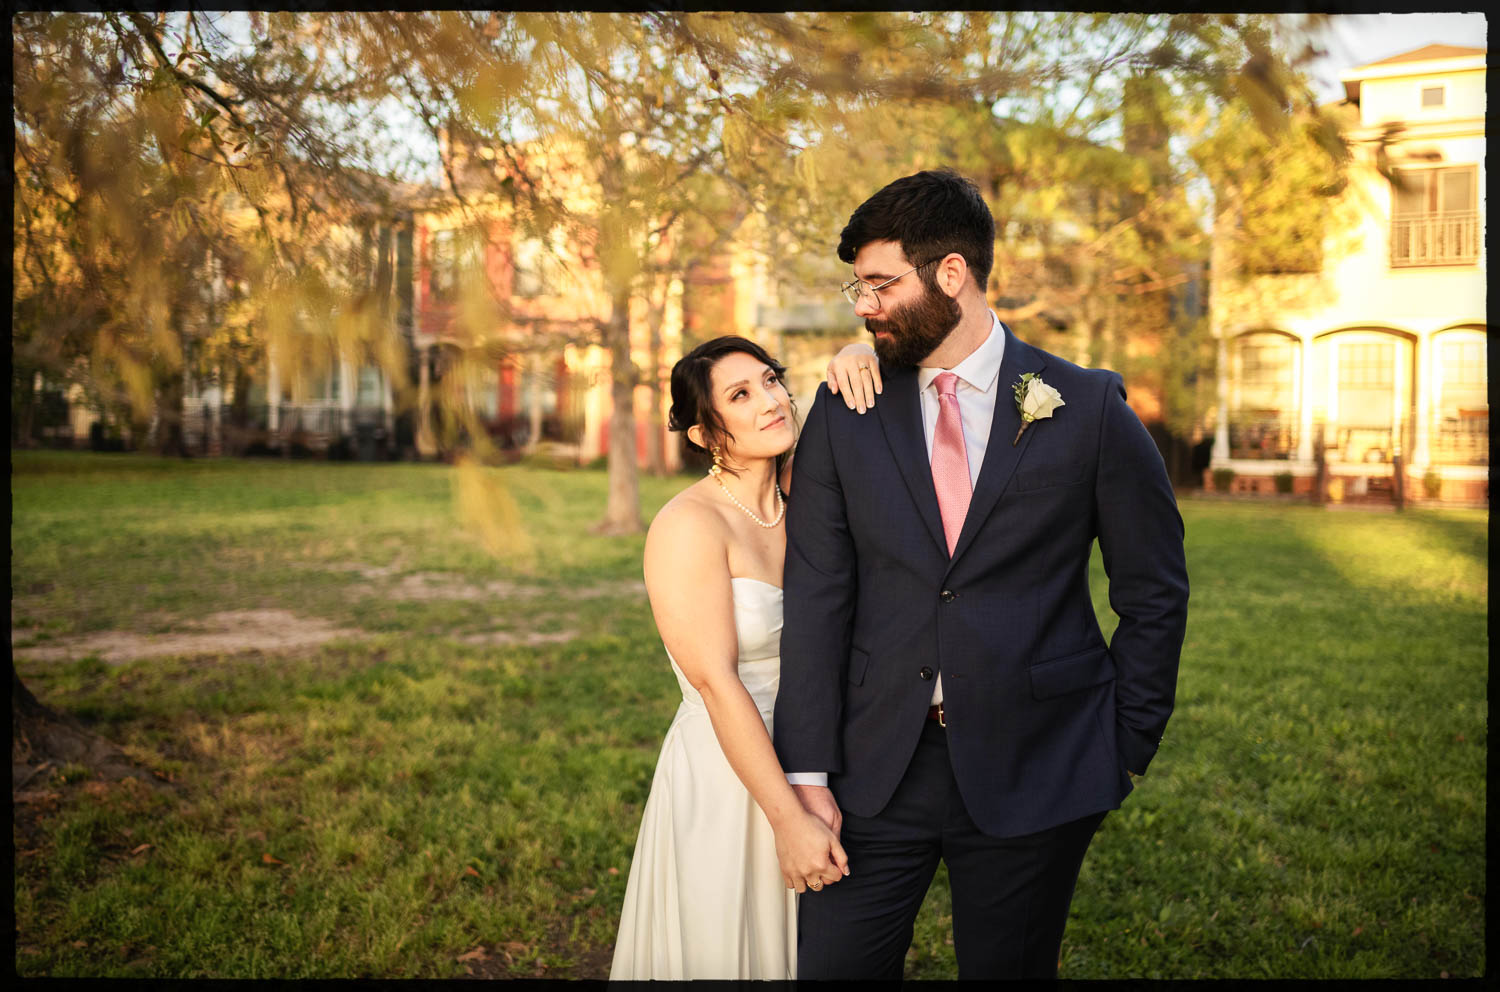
[644,501,848,893]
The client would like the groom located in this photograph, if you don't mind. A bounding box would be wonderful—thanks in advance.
[773,169,1189,979]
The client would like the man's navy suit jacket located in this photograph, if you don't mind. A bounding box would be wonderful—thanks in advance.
[773,325,1189,839]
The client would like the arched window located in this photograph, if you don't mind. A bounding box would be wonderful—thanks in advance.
[1229,331,1298,459]
[1313,329,1415,465]
[1432,329,1487,465]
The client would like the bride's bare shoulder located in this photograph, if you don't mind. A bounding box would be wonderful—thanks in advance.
[647,479,726,546]
[645,479,729,584]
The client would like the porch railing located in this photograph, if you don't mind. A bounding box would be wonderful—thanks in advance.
[1329,426,1395,465]
[1430,423,1489,466]
[1229,413,1298,460]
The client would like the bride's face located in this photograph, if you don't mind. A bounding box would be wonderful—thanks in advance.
[707,351,795,464]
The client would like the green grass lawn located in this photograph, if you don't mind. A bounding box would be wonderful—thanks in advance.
[11,451,1487,979]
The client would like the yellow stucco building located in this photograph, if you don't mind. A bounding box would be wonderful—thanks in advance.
[1208,44,1487,505]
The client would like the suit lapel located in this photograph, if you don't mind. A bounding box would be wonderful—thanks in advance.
[946,325,1047,568]
[874,364,948,556]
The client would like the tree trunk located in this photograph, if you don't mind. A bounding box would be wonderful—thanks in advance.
[1073,315,1095,369]
[227,364,252,455]
[596,287,642,534]
[644,294,667,477]
[156,370,190,458]
[12,367,38,446]
[12,664,163,790]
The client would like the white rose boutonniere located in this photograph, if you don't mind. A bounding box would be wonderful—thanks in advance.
[1012,373,1064,445]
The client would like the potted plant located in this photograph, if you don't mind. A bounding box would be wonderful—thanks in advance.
[1423,469,1443,501]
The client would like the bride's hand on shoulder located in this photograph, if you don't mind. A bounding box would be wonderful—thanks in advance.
[826,341,881,414]
[773,808,850,894]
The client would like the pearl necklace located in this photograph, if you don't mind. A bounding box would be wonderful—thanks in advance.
[712,471,785,528]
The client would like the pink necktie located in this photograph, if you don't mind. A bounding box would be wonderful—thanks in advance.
[931,372,971,556]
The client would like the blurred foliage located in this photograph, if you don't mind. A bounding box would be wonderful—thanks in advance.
[13,11,415,451]
[1192,98,1354,278]
[13,11,1346,525]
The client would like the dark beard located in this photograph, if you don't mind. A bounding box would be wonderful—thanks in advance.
[866,282,963,369]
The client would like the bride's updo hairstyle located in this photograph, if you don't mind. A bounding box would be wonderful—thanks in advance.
[668,335,794,479]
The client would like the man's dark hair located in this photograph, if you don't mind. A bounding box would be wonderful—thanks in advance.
[837,168,995,292]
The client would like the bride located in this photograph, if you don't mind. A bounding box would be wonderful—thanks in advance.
[610,335,881,980]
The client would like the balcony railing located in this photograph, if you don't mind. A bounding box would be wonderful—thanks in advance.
[1229,414,1298,460]
[1391,211,1480,267]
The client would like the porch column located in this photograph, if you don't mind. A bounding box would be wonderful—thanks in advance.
[267,345,280,434]
[416,348,437,458]
[340,357,356,440]
[1212,333,1230,462]
[1297,332,1315,463]
[1411,331,1433,468]
[382,368,394,434]
[580,355,605,465]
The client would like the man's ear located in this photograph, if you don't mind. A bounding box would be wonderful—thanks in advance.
[936,252,968,298]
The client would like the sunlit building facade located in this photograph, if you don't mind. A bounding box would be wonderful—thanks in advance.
[1208,44,1487,504]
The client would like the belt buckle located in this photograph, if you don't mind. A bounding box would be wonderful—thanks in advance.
[936,701,946,728]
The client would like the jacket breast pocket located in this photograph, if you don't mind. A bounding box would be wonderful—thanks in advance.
[1028,645,1115,699]
[1013,460,1090,492]
[847,647,870,686]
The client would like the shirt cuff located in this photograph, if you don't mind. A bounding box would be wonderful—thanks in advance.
[786,772,829,787]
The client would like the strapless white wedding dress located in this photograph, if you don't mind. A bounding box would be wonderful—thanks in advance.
[609,577,797,980]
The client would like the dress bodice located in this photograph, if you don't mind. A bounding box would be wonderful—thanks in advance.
[666,577,783,717]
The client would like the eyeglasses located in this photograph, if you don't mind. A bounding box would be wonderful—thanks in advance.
[840,257,939,309]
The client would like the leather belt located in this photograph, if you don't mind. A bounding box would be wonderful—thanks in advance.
[926,703,946,727]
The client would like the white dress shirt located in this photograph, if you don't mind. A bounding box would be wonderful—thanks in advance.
[787,314,1006,788]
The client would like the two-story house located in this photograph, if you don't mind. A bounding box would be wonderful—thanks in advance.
[1206,43,1486,504]
[406,141,752,472]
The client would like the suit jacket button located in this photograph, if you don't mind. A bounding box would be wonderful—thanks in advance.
[919,666,934,680]
[940,590,956,603]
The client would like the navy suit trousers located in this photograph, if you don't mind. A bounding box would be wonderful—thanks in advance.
[797,719,1106,980]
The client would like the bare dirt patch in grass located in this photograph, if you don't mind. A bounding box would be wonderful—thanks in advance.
[312,561,406,580]
[386,572,541,602]
[11,626,44,648]
[322,565,645,604]
[11,609,365,664]
[456,630,578,647]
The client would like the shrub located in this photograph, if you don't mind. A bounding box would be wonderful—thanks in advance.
[1274,471,1295,494]
[1423,470,1443,500]
[1212,468,1235,493]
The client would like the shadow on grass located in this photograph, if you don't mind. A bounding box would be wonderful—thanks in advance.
[1392,508,1488,569]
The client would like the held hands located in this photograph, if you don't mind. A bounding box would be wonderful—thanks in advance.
[775,784,847,893]
[826,342,882,414]
[775,807,849,894]
[792,783,842,837]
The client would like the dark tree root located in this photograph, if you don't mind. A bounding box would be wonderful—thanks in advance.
[12,666,172,793]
